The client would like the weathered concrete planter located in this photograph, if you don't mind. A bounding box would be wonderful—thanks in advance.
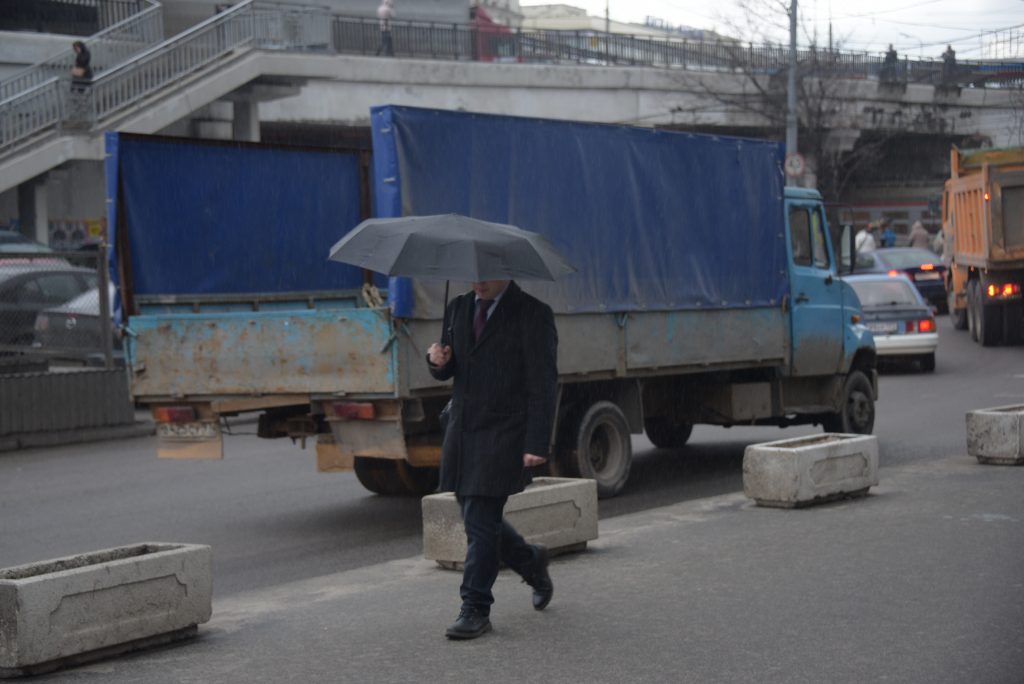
[967,404,1024,465]
[743,433,879,508]
[0,543,212,677]
[422,477,598,569]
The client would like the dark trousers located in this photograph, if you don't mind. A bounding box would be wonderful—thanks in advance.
[458,495,537,615]
[376,30,393,56]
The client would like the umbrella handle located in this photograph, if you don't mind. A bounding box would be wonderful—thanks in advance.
[440,280,451,348]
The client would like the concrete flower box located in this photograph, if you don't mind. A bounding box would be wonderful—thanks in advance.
[743,433,879,508]
[0,543,212,677]
[967,404,1024,465]
[422,477,598,569]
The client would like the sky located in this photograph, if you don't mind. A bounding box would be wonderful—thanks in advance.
[519,0,1024,60]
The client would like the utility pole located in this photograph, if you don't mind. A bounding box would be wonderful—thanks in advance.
[605,1,610,36]
[785,0,799,186]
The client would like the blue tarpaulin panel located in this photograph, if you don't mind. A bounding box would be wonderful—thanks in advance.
[110,134,366,296]
[373,105,789,316]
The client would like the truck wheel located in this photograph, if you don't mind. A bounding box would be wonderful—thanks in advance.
[822,371,874,434]
[394,460,440,496]
[567,401,632,498]
[644,417,693,449]
[978,301,1004,347]
[949,287,967,330]
[353,457,435,496]
[966,281,980,341]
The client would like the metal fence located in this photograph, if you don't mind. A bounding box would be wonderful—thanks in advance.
[0,250,117,370]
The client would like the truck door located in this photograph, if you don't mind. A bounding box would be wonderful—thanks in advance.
[787,202,844,376]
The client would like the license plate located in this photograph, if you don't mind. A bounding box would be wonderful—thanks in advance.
[866,322,898,333]
[914,272,941,281]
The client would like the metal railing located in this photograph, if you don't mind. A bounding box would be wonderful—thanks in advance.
[2,3,1022,158]
[0,0,162,103]
[0,0,144,36]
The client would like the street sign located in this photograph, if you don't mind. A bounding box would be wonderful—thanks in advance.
[784,153,805,178]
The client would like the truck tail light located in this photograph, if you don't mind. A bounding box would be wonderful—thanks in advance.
[986,283,1022,299]
[331,402,376,420]
[153,406,197,423]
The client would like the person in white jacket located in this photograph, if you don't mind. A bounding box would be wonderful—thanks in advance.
[855,223,877,254]
[376,0,395,56]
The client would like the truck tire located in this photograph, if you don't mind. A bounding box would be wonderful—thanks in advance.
[566,401,632,498]
[978,301,1004,347]
[644,416,693,449]
[967,281,980,342]
[949,287,967,330]
[353,457,438,496]
[822,370,875,434]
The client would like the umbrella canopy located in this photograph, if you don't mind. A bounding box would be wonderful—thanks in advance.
[328,214,575,282]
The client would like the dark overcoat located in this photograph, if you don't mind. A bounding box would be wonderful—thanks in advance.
[429,281,558,498]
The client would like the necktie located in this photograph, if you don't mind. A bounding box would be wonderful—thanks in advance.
[473,299,494,341]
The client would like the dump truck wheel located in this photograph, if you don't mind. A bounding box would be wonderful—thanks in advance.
[567,401,632,498]
[822,371,874,434]
[643,417,693,449]
[949,288,967,330]
[978,301,1004,347]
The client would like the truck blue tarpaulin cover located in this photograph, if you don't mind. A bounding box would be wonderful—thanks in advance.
[371,106,789,317]
[107,133,366,296]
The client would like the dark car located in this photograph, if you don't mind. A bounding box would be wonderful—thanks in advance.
[33,284,123,366]
[0,265,97,350]
[846,273,938,372]
[855,247,947,312]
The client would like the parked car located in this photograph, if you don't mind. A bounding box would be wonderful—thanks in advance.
[846,273,938,372]
[33,284,123,366]
[855,247,947,312]
[0,265,97,350]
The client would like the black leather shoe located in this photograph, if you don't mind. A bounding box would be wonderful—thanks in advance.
[529,545,553,611]
[445,607,492,640]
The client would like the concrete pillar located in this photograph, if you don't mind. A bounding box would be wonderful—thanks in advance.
[233,100,260,142]
[16,177,48,245]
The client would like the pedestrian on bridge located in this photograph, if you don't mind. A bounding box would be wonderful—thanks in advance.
[942,45,957,86]
[427,279,558,640]
[70,41,92,90]
[376,0,395,57]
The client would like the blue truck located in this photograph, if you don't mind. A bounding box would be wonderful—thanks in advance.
[109,106,877,498]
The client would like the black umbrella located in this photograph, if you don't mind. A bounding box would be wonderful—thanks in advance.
[328,214,575,282]
[328,214,576,344]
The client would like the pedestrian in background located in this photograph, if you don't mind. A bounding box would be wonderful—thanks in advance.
[879,217,896,247]
[856,222,877,254]
[376,0,395,57]
[908,220,931,249]
[427,279,558,640]
[71,41,92,89]
[941,45,957,86]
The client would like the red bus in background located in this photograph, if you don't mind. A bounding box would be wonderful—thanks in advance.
[470,6,519,63]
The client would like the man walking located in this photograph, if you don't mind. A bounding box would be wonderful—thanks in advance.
[427,279,558,640]
[376,0,395,56]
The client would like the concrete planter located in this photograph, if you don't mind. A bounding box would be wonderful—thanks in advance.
[0,543,212,677]
[422,477,598,569]
[967,404,1024,465]
[743,433,879,508]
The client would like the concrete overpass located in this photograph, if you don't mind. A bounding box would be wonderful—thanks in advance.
[1,0,1020,243]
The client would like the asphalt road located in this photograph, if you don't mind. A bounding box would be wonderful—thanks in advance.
[1,316,1021,598]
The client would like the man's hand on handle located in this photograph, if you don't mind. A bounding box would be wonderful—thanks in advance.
[428,343,451,368]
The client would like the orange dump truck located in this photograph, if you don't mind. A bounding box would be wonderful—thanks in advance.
[943,146,1024,345]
